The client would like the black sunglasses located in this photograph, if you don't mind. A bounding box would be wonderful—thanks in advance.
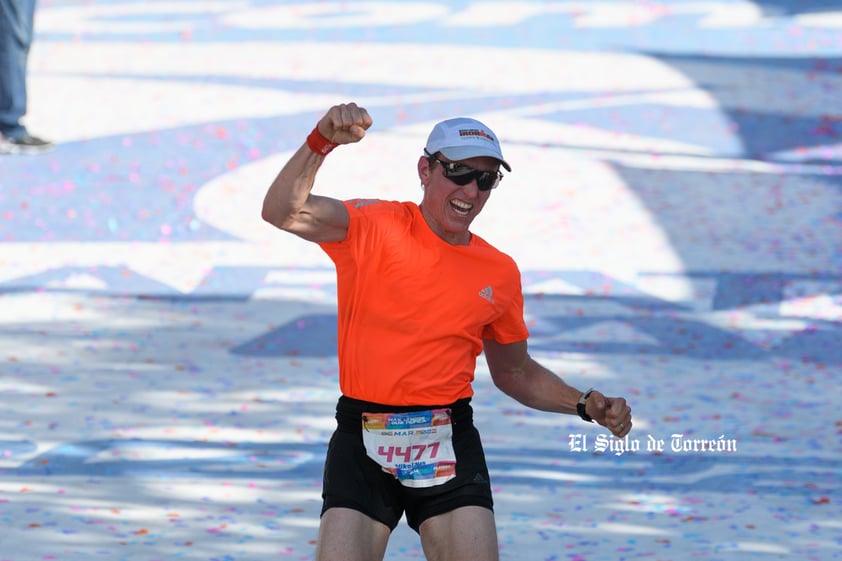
[424,149,503,191]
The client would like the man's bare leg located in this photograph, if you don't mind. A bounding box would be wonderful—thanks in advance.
[419,506,499,561]
[316,507,392,561]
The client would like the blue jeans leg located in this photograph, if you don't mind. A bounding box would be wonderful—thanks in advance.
[0,0,36,139]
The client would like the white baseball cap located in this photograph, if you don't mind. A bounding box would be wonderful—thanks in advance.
[424,117,511,172]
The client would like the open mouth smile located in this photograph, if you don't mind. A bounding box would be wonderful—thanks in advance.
[450,199,472,216]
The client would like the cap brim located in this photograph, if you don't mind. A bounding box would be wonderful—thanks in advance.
[439,146,512,172]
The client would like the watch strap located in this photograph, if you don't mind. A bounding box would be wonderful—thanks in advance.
[577,388,594,422]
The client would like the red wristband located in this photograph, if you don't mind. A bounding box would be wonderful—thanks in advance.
[306,126,339,156]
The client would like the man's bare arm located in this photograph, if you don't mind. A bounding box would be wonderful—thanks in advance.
[261,102,372,243]
[484,338,633,437]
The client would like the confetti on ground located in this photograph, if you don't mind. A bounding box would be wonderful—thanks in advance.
[1,2,841,560]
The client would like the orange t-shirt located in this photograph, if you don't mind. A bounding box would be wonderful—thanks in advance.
[319,199,529,406]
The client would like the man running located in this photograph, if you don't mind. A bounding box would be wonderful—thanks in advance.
[262,102,633,561]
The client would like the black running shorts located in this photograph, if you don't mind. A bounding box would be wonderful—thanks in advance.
[321,396,494,533]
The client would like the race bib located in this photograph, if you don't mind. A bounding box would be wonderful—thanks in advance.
[362,408,456,488]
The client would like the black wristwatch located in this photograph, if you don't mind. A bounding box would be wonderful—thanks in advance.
[577,388,594,422]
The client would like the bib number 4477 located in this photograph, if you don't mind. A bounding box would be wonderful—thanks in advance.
[362,409,457,488]
[377,442,440,464]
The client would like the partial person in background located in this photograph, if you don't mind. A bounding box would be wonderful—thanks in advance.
[0,0,53,155]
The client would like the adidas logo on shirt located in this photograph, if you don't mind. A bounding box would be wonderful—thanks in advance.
[478,285,494,303]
